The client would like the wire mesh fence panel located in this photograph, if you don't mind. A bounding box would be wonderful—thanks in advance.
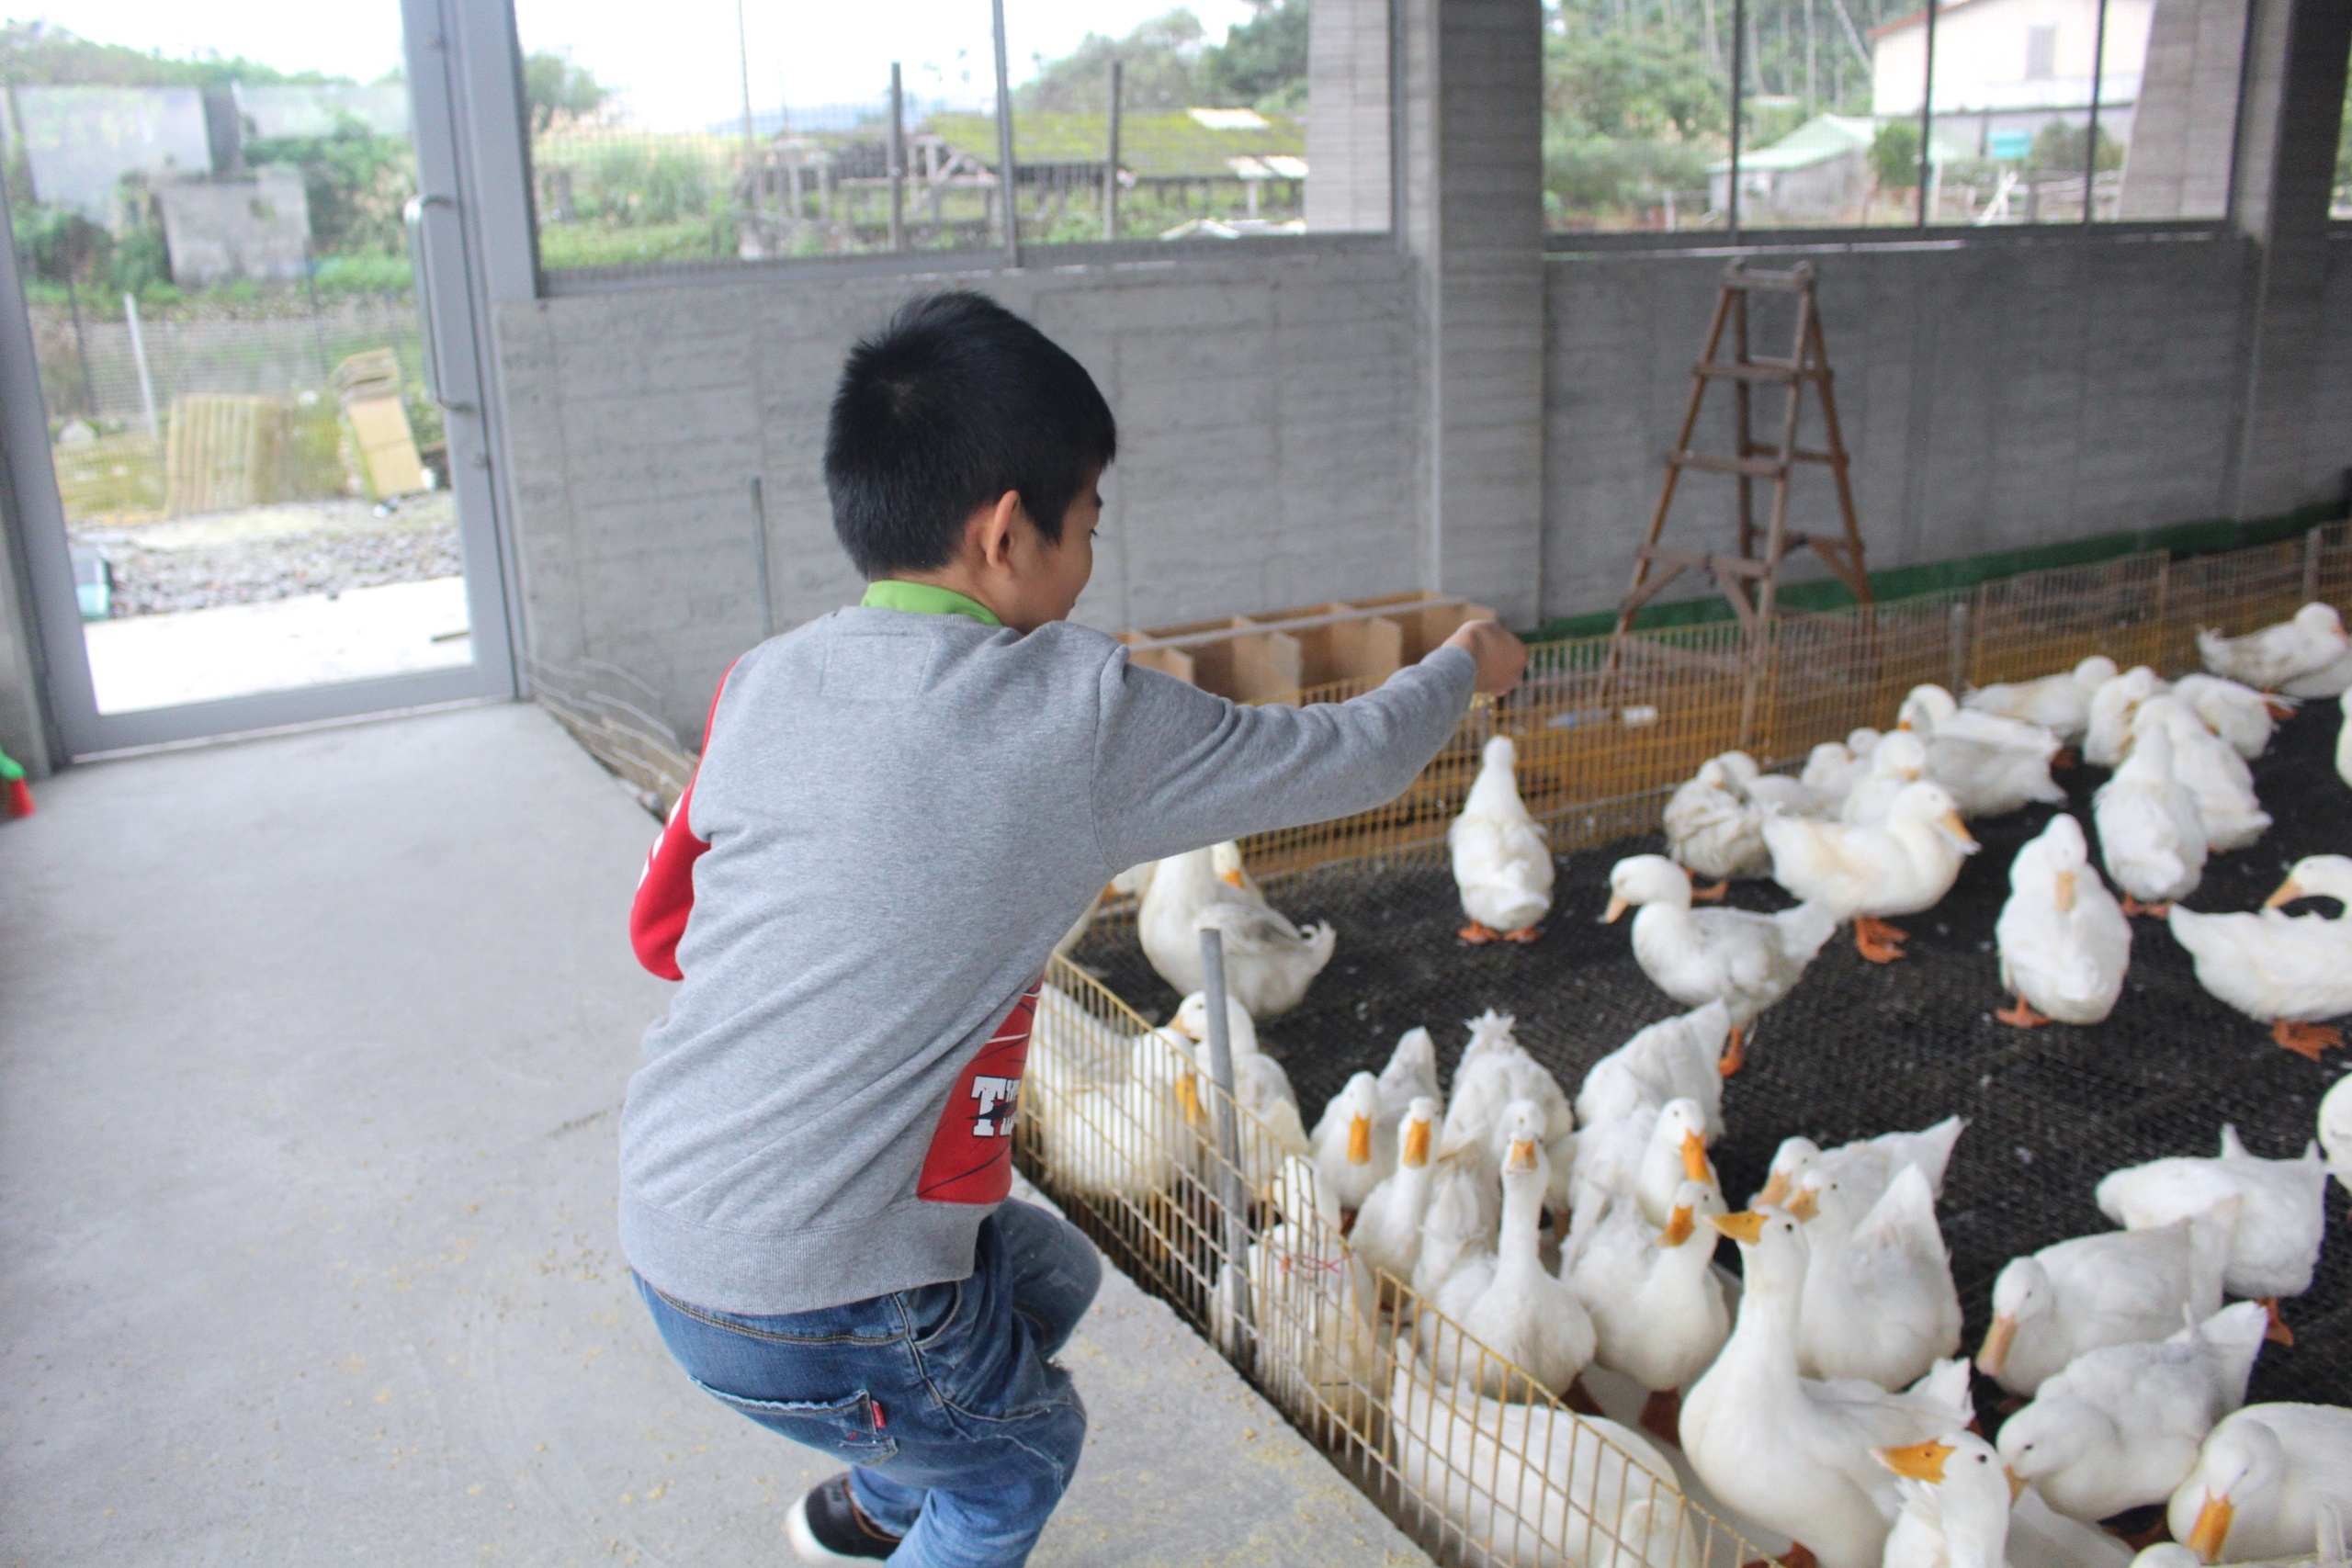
[1018,954,1768,1568]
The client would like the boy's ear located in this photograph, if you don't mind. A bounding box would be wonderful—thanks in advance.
[970,490,1025,570]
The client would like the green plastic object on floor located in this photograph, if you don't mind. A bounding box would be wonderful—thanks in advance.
[0,747,33,818]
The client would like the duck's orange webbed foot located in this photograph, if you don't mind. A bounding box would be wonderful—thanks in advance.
[1853,916,1908,964]
[1717,1027,1747,1077]
[2270,1019,2342,1060]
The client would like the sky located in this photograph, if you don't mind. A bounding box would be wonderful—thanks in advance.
[20,2,1267,130]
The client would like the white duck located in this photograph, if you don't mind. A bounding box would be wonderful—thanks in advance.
[2320,1072,2352,1186]
[1351,1096,1437,1287]
[1792,1162,1963,1393]
[1167,989,1312,1190]
[1664,750,1770,891]
[2087,666,2172,768]
[1430,1102,1596,1398]
[1604,853,1837,1075]
[2199,603,2351,693]
[1996,814,2132,1027]
[1575,1002,1731,1144]
[2167,1405,2352,1564]
[1680,1207,1977,1568]
[1724,749,1838,819]
[1996,1301,2269,1523]
[1568,1179,1730,1447]
[1376,1024,1442,1125]
[1899,682,2067,819]
[1224,1156,1387,1429]
[1390,1362,1697,1568]
[1438,1009,1577,1216]
[1966,654,2121,744]
[1753,1115,1967,1213]
[2094,717,2209,917]
[2133,697,2271,852]
[1765,780,1978,963]
[1412,1141,1491,1300]
[1841,731,1930,829]
[2173,673,2289,761]
[1309,1072,1392,1215]
[1137,845,1335,1019]
[1878,1430,2018,1568]
[2097,1125,2330,1346]
[1039,1030,1203,1203]
[1450,734,1554,942]
[2168,856,2352,1058]
[1978,1209,2235,1398]
[1804,739,1870,811]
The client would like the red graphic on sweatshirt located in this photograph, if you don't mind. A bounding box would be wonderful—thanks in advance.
[916,985,1036,1203]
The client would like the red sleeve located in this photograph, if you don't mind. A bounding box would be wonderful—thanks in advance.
[628,664,735,981]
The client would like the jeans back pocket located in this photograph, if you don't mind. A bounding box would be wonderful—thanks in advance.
[688,1379,899,1461]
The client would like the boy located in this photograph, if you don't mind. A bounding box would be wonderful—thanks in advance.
[622,291,1523,1565]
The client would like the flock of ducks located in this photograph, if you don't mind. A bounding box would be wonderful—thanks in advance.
[1033,603,2352,1568]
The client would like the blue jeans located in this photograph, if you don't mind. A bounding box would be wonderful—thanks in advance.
[635,1199,1102,1567]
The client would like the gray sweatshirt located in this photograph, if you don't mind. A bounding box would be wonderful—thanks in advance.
[621,605,1477,1314]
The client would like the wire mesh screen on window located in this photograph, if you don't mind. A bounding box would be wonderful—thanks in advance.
[511,0,1394,283]
[1541,0,2248,236]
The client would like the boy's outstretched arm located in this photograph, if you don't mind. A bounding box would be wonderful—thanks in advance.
[1090,618,1524,871]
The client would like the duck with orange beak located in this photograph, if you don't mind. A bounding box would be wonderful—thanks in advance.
[2168,855,2352,1059]
[1566,1177,1731,1448]
[1351,1096,1439,1287]
[2165,1404,2352,1563]
[1603,853,1836,1076]
[1679,1205,1975,1568]
[1762,780,1976,964]
[1309,1072,1394,1221]
[1994,814,2131,1028]
[1878,1429,2022,1568]
[1427,1100,1596,1399]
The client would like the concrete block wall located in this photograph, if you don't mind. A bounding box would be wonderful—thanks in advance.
[1539,232,2283,619]
[493,245,1419,741]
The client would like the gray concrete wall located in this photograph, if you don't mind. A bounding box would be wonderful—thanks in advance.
[1539,231,2352,621]
[493,245,1419,740]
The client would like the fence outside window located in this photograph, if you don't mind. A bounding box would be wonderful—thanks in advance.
[1544,0,2251,237]
[511,0,1388,287]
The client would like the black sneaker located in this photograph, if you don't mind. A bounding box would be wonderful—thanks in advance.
[786,1472,903,1562]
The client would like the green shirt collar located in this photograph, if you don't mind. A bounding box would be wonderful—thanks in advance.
[859,580,1002,627]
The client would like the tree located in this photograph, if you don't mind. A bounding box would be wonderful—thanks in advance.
[1870,118,1919,194]
[244,118,415,254]
[2027,118,2120,175]
[1018,11,1212,113]
[524,50,607,136]
[0,19,323,90]
[1203,0,1307,110]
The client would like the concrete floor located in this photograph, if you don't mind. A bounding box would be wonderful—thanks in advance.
[0,701,1425,1566]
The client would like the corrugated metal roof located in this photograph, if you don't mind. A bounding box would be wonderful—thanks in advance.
[926,109,1304,179]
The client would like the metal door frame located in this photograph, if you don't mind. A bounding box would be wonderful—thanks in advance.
[0,0,529,757]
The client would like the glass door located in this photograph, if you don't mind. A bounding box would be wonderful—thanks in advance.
[0,0,514,755]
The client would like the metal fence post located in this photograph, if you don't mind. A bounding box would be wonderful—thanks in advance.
[2302,525,2324,606]
[989,0,1022,268]
[888,63,907,254]
[1102,60,1123,243]
[1199,928,1254,1357]
[1946,598,1969,693]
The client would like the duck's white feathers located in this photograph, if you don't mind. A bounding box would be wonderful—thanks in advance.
[1997,814,2132,1024]
[2096,1127,2330,1300]
[1451,736,1555,934]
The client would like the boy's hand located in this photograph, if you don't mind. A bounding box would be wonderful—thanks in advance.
[1444,618,1527,698]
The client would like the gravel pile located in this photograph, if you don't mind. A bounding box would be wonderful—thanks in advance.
[76,510,460,617]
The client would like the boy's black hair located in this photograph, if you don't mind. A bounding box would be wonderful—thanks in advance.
[824,292,1116,578]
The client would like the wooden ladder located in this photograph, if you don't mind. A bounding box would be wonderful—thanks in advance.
[1613,260,1870,638]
